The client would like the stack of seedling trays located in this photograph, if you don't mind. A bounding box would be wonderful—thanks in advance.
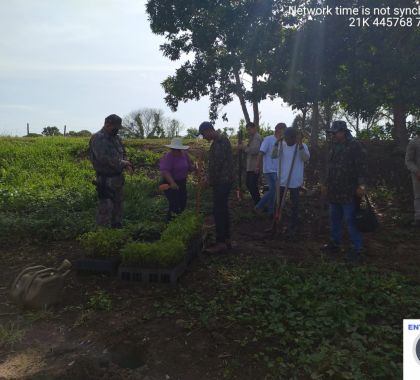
[76,212,202,286]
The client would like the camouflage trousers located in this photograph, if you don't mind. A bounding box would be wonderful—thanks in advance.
[412,174,420,221]
[95,174,124,228]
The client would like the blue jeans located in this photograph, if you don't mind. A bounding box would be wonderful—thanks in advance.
[329,202,362,252]
[256,173,277,215]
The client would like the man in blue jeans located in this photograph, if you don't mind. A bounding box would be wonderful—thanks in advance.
[321,121,367,262]
[255,123,286,216]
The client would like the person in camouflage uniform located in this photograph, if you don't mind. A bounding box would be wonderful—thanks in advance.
[199,121,234,253]
[321,120,367,261]
[89,114,133,228]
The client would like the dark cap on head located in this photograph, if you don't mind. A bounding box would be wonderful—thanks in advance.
[198,121,214,135]
[284,127,297,139]
[275,122,287,131]
[105,114,122,128]
[327,120,348,133]
[246,122,256,129]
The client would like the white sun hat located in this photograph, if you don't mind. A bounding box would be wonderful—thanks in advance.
[165,137,189,150]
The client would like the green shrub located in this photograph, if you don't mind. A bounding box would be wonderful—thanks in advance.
[78,228,131,257]
[87,290,112,311]
[126,148,161,167]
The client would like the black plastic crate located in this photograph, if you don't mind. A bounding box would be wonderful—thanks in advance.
[118,260,187,286]
[186,237,203,264]
[75,256,121,275]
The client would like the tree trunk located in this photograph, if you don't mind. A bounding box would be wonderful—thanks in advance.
[302,108,307,131]
[392,103,409,148]
[234,71,251,125]
[310,102,319,147]
[324,104,333,131]
[251,64,259,128]
[356,114,360,135]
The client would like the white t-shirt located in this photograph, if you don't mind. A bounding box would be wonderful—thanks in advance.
[259,135,278,174]
[278,142,310,188]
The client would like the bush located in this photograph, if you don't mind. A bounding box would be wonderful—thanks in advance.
[126,148,161,167]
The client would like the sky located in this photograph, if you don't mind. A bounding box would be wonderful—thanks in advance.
[0,0,295,136]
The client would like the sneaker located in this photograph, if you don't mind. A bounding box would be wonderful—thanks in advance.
[321,242,340,254]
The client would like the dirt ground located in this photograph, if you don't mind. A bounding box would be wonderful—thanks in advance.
[1,192,419,380]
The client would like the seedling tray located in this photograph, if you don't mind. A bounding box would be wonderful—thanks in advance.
[119,237,202,286]
[76,256,121,275]
[118,260,187,286]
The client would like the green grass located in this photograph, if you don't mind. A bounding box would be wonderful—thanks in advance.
[0,322,25,349]
[0,137,168,242]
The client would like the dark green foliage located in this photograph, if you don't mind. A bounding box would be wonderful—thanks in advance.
[125,148,161,167]
[146,0,294,123]
[159,258,420,378]
[42,126,62,136]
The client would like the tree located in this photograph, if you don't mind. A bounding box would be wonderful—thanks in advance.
[165,118,183,138]
[67,130,92,137]
[321,0,420,148]
[146,0,298,127]
[42,126,61,136]
[184,128,199,139]
[122,108,183,139]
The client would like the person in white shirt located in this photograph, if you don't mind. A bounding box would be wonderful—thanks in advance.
[255,123,286,215]
[273,127,310,234]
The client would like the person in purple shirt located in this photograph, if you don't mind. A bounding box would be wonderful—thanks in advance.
[160,137,195,221]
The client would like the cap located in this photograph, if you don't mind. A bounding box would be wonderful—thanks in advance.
[198,121,214,135]
[284,127,297,139]
[246,122,256,129]
[104,114,122,128]
[327,120,348,133]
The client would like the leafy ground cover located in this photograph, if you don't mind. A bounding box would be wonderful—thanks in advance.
[0,137,173,242]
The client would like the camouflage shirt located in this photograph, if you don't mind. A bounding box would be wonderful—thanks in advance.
[326,138,367,203]
[208,134,234,186]
[89,128,127,175]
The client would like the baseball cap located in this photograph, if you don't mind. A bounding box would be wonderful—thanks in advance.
[327,120,348,133]
[198,121,214,135]
[105,114,122,128]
